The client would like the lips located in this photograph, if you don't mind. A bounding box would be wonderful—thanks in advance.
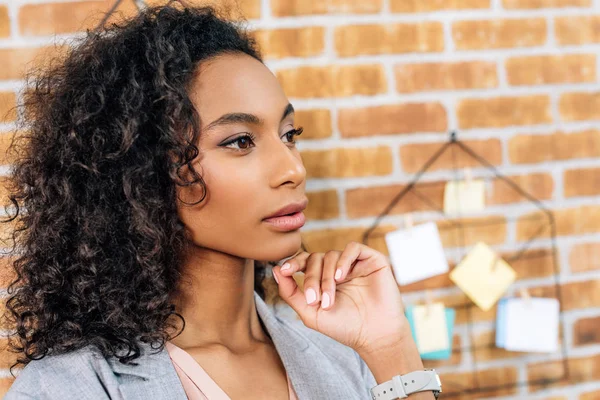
[263,198,309,220]
[263,198,309,232]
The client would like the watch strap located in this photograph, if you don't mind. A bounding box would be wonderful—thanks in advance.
[370,369,441,400]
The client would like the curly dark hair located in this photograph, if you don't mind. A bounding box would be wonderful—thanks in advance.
[1,2,274,375]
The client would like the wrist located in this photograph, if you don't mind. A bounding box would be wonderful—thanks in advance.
[357,327,424,384]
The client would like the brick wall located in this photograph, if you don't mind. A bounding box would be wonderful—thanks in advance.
[1,0,600,398]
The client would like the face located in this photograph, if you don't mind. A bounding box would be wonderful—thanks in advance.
[176,52,308,263]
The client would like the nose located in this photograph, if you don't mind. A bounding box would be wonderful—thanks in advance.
[268,139,306,189]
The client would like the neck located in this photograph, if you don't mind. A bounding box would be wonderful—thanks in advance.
[167,246,270,353]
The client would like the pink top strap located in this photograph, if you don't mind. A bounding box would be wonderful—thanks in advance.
[166,341,299,400]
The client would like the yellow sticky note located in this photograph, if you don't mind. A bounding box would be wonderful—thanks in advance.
[413,303,450,354]
[450,242,516,311]
[444,179,485,215]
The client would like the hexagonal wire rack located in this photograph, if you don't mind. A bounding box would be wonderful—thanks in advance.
[361,131,569,397]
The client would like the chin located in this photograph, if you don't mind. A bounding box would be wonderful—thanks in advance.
[254,232,303,264]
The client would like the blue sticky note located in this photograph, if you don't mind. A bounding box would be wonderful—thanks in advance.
[495,298,508,348]
[406,306,455,360]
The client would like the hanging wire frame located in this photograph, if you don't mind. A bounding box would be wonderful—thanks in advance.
[362,131,569,398]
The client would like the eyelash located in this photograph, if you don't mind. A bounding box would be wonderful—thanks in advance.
[221,127,304,151]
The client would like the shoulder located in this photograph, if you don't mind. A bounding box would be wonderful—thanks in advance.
[4,345,119,399]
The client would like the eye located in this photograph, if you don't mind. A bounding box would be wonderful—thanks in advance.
[220,133,256,150]
[282,126,303,144]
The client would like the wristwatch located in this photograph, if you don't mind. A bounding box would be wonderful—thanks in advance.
[370,369,442,399]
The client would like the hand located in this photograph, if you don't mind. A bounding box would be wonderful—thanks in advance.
[272,241,412,355]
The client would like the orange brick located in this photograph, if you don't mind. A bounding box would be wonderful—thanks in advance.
[441,367,518,398]
[0,45,69,80]
[490,173,554,204]
[503,0,590,7]
[453,18,547,50]
[0,6,9,38]
[0,377,16,399]
[0,339,20,370]
[438,215,507,247]
[391,0,490,12]
[0,92,17,123]
[518,205,600,240]
[0,133,18,165]
[573,316,600,346]
[252,27,324,59]
[555,16,600,45]
[508,130,600,164]
[346,181,446,219]
[344,173,552,219]
[145,0,261,19]
[0,256,17,288]
[509,248,557,279]
[569,242,600,272]
[581,390,600,400]
[457,95,551,129]
[338,103,447,138]
[301,225,395,254]
[560,91,600,121]
[528,354,599,392]
[399,139,502,173]
[301,146,393,178]
[334,23,444,57]
[506,54,596,86]
[305,190,339,220]
[271,0,382,16]
[530,279,600,311]
[276,64,386,98]
[395,61,497,93]
[294,109,332,139]
[565,167,600,197]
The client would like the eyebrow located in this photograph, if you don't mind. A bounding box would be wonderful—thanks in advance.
[204,103,295,132]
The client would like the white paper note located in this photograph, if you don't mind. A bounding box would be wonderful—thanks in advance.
[412,303,450,354]
[504,297,559,353]
[385,222,449,286]
[444,179,486,215]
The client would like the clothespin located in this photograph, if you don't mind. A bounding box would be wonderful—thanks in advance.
[425,289,433,318]
[519,287,532,306]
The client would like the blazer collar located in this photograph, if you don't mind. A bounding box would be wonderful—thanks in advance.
[110,291,362,399]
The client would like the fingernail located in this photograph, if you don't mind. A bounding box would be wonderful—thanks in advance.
[305,288,316,304]
[335,269,342,280]
[273,270,279,284]
[321,292,330,308]
[281,263,291,271]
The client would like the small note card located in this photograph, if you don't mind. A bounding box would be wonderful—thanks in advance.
[496,297,559,353]
[450,242,516,311]
[407,303,451,355]
[407,305,455,360]
[385,222,449,286]
[444,179,486,215]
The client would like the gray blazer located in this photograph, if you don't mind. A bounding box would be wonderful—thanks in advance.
[5,291,377,399]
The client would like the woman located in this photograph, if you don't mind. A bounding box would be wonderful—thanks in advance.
[2,3,434,399]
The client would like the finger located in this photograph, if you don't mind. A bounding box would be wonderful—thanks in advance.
[279,251,310,276]
[335,241,381,281]
[320,250,341,310]
[302,253,324,306]
[272,265,312,318]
